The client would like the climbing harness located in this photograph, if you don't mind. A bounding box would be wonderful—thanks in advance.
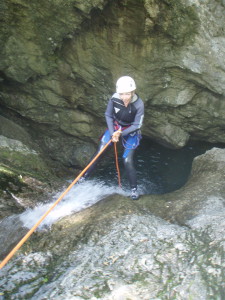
[122,130,141,150]
[113,121,141,150]
[0,139,112,270]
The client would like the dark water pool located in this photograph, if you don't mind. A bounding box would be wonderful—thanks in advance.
[92,137,224,194]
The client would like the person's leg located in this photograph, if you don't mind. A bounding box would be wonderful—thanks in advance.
[123,149,137,189]
[122,133,140,199]
[82,130,112,179]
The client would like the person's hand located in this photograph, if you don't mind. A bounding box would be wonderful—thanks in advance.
[112,130,121,142]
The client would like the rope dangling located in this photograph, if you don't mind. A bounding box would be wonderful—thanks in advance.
[114,142,121,188]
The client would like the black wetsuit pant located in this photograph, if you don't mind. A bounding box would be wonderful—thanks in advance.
[83,140,137,189]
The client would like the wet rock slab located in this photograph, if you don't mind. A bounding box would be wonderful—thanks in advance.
[0,148,225,299]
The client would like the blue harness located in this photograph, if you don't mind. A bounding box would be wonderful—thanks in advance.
[101,129,141,158]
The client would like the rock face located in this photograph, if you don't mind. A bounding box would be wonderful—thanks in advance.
[0,115,61,218]
[0,0,225,174]
[0,148,224,299]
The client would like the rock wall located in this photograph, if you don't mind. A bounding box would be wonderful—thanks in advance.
[0,0,225,170]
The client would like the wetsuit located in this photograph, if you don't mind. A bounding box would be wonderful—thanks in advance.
[84,93,144,188]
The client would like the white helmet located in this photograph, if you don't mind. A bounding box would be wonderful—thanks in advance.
[116,76,136,93]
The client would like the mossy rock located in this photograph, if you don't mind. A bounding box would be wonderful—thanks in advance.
[0,165,25,195]
[0,136,61,217]
[0,149,52,181]
[0,135,56,182]
[0,162,59,219]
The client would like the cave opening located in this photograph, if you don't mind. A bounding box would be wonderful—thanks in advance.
[91,136,225,194]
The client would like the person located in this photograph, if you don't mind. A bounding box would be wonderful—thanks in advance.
[81,76,144,200]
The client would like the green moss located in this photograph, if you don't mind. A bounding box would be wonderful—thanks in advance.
[0,0,87,82]
[0,144,57,197]
[93,281,110,298]
[0,149,52,180]
[131,272,150,286]
[151,1,200,45]
[0,165,25,193]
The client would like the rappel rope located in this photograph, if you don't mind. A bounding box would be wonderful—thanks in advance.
[0,139,120,270]
[114,142,121,187]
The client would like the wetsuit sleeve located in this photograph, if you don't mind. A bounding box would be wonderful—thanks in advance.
[105,99,115,136]
[122,99,144,136]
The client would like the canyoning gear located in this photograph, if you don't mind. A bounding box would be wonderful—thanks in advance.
[122,131,141,153]
[83,90,144,187]
[130,188,139,200]
[82,129,138,188]
[81,82,144,191]
[112,129,121,142]
[116,76,136,93]
[113,121,129,133]
[105,93,144,137]
[101,129,140,158]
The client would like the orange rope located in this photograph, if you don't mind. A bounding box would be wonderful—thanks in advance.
[0,139,112,270]
[114,142,121,188]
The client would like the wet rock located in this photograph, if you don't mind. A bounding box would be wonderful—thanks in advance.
[0,163,57,218]
[0,133,61,217]
[155,147,225,224]
[0,215,28,260]
[0,148,224,299]
[1,213,224,299]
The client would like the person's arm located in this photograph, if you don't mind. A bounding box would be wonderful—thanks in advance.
[105,99,115,136]
[122,100,144,136]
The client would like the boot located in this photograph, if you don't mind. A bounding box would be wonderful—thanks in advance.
[130,188,139,200]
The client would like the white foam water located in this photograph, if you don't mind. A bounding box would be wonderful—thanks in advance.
[19,179,128,230]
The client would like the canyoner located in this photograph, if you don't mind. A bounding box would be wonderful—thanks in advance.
[79,76,144,200]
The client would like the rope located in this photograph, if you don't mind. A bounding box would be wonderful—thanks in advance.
[0,139,112,270]
[114,142,121,188]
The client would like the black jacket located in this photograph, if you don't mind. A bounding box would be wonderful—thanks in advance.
[105,93,144,136]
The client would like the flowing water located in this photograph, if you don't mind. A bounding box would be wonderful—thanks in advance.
[19,180,127,229]
[18,137,224,229]
[0,180,128,259]
[0,138,223,235]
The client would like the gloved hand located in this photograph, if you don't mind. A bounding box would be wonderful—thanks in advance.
[112,130,121,142]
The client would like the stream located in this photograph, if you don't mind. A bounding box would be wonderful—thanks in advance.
[0,138,221,233]
[18,138,222,229]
